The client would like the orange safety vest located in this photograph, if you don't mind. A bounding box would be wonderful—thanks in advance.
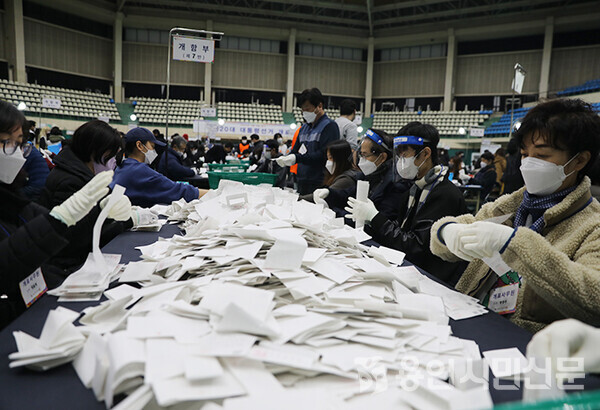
[290,127,301,175]
[238,142,250,158]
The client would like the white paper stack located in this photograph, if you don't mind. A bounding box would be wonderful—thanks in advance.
[10,183,494,409]
[48,253,122,302]
[9,307,85,370]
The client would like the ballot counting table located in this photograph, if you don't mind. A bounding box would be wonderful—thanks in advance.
[1,223,599,409]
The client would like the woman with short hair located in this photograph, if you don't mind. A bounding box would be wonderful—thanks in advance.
[431,98,600,333]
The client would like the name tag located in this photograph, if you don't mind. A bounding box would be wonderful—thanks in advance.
[299,143,308,155]
[19,268,47,308]
[488,282,519,315]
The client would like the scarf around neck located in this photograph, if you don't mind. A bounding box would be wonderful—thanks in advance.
[401,165,447,228]
[513,185,577,233]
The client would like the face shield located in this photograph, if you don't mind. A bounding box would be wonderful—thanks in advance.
[393,135,429,182]
[356,129,391,175]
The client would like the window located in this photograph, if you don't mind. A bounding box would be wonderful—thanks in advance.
[298,43,364,61]
[379,44,447,61]
[221,35,280,53]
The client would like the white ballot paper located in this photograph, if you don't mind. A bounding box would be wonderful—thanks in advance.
[354,180,369,229]
[11,182,499,410]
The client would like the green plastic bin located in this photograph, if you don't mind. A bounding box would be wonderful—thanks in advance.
[207,171,277,189]
[226,158,250,165]
[492,390,600,410]
[208,163,250,173]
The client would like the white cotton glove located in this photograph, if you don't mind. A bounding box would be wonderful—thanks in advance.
[344,197,379,223]
[50,171,113,226]
[440,223,475,261]
[313,188,329,206]
[457,221,515,260]
[275,154,296,167]
[527,319,600,375]
[50,171,113,227]
[100,194,132,222]
[131,207,159,227]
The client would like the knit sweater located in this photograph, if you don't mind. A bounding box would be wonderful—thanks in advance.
[430,177,600,333]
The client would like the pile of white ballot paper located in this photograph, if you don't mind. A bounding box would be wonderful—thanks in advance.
[11,180,501,410]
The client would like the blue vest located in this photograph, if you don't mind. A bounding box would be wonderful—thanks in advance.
[296,114,334,183]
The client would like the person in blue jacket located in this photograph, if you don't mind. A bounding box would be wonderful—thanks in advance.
[157,135,196,181]
[111,127,207,208]
[276,88,340,195]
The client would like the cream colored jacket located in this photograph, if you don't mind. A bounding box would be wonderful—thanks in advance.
[430,177,600,333]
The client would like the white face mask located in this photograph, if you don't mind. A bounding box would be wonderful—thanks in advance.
[141,144,158,165]
[263,151,272,160]
[191,149,198,155]
[302,109,317,124]
[325,160,335,175]
[0,147,26,184]
[397,152,424,180]
[520,154,578,196]
[277,138,283,145]
[358,156,379,176]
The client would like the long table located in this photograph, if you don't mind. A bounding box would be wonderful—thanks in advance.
[0,223,598,409]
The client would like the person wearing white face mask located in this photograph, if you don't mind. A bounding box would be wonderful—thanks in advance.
[345,122,467,285]
[276,88,339,195]
[112,127,208,208]
[468,151,497,200]
[320,129,409,221]
[431,98,600,333]
[0,101,133,328]
[299,139,358,203]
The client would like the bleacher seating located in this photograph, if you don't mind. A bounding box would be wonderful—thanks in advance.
[132,98,284,125]
[292,107,363,124]
[372,110,489,137]
[484,107,530,136]
[486,103,600,136]
[218,102,283,124]
[557,79,600,96]
[0,79,120,121]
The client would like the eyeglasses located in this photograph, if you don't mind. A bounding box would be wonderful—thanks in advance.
[1,140,32,158]
[357,150,377,159]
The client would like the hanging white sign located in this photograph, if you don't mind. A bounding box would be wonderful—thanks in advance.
[173,36,215,63]
[200,107,217,117]
[470,127,485,137]
[42,97,61,109]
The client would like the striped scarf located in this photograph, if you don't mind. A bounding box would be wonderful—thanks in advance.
[513,186,577,233]
[401,165,447,228]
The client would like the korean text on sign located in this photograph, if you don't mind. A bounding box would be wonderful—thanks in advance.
[173,36,215,63]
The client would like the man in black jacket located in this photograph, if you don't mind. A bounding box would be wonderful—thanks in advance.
[345,122,467,285]
[205,142,234,164]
